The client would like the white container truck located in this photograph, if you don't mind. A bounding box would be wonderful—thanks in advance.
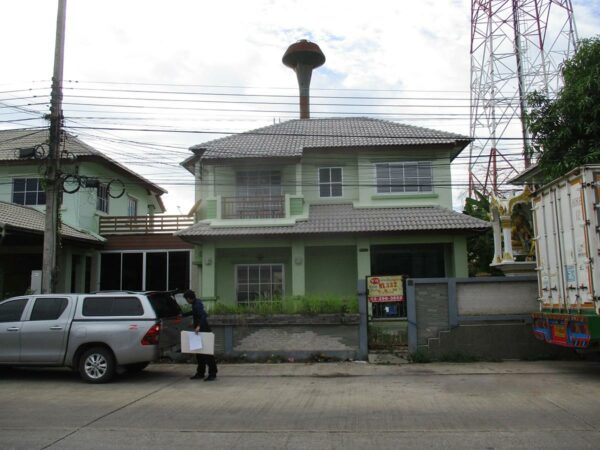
[532,165,600,349]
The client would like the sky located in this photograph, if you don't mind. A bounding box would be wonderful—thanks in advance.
[1,0,599,213]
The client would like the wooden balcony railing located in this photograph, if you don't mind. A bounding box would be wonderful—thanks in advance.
[222,196,285,219]
[99,215,195,235]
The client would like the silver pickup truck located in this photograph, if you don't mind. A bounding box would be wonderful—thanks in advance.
[0,291,190,383]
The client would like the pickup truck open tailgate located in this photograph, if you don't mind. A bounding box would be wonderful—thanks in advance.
[158,314,193,352]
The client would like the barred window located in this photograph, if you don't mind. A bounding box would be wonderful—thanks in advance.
[97,183,109,213]
[319,167,343,197]
[127,196,138,217]
[375,162,433,193]
[12,178,46,206]
[236,264,284,304]
[236,171,282,198]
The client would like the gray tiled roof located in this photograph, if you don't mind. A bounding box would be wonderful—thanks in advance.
[0,201,104,243]
[0,129,100,160]
[189,117,471,161]
[0,129,166,194]
[177,204,490,238]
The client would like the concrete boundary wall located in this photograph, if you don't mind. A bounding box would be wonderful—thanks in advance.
[406,276,574,360]
[209,313,364,361]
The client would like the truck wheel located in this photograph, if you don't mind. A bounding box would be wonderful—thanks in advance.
[79,347,116,383]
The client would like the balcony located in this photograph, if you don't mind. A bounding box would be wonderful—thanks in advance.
[222,196,285,219]
[99,215,194,235]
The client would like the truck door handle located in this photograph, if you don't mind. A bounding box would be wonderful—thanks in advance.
[7,327,19,332]
[49,326,64,330]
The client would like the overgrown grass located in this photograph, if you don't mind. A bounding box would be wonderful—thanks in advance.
[209,294,359,315]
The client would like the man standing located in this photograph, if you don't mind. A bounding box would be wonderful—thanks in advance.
[184,290,218,381]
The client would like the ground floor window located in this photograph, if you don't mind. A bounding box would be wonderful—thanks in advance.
[99,250,191,292]
[235,264,283,304]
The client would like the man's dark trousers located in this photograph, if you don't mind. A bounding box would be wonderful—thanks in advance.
[196,353,217,378]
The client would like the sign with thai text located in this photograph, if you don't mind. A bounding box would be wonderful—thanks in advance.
[367,275,404,303]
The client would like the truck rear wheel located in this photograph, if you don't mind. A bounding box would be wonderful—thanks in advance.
[79,347,116,383]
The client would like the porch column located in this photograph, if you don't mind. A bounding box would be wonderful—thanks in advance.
[200,242,216,299]
[291,241,305,296]
[356,238,371,280]
[60,247,72,293]
[452,237,468,278]
[74,254,87,292]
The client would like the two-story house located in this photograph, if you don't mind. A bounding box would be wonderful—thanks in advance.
[0,129,193,297]
[178,117,489,311]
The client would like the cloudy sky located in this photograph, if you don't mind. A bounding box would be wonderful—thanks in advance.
[1,0,599,213]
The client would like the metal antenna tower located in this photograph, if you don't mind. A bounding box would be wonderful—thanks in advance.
[469,0,578,196]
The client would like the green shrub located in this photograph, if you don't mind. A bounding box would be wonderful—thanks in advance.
[409,351,432,363]
[209,294,358,315]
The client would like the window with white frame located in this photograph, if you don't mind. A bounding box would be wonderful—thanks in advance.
[236,171,282,198]
[375,161,433,193]
[127,196,138,217]
[236,264,284,304]
[318,167,343,197]
[12,178,46,206]
[97,183,109,213]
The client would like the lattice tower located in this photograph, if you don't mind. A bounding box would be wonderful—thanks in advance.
[469,0,578,196]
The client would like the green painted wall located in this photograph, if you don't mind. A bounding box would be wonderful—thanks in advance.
[0,161,159,234]
[305,246,357,297]
[302,154,359,204]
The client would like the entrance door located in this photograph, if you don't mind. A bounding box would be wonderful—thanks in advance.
[0,297,29,363]
[20,297,71,364]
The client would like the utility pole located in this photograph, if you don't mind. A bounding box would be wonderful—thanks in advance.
[42,0,67,293]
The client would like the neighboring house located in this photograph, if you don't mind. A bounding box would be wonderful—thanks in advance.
[178,117,489,314]
[0,129,193,298]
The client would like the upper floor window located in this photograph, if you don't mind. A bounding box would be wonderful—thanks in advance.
[375,162,433,194]
[97,183,109,213]
[236,171,282,198]
[127,196,138,217]
[319,167,343,198]
[12,178,46,206]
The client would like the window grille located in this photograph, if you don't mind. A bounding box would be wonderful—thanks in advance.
[375,161,432,193]
[97,183,109,213]
[236,264,284,304]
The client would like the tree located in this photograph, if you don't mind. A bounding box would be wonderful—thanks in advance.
[463,190,498,276]
[526,36,600,181]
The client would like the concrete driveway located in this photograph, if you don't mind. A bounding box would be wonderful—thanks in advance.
[1,361,600,449]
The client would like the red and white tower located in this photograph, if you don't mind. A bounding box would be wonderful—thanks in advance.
[469,0,578,196]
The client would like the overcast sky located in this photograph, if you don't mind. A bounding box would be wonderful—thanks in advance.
[1,0,599,213]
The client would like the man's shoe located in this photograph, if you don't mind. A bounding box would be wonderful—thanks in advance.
[190,373,204,380]
[204,376,216,381]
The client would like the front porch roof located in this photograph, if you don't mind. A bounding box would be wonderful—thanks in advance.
[0,201,104,244]
[176,204,490,238]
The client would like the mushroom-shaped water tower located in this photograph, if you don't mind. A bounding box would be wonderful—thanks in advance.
[282,40,326,119]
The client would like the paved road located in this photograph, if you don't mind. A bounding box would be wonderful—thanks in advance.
[1,361,600,449]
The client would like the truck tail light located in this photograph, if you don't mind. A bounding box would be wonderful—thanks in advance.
[142,323,161,346]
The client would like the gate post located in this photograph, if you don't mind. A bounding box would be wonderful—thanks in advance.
[406,279,417,354]
[357,279,368,360]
